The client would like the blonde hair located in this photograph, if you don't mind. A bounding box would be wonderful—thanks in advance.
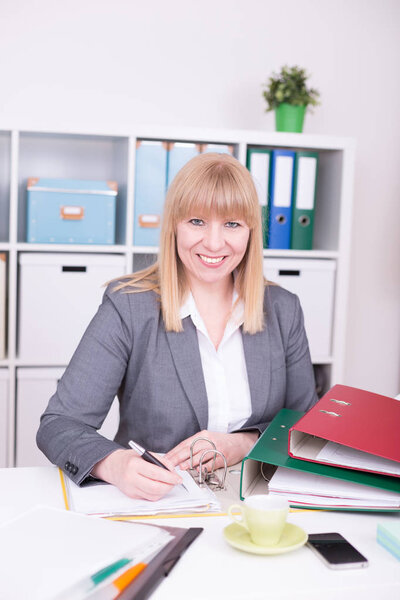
[116,152,265,333]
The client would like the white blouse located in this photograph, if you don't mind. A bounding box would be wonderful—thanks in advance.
[179,291,252,433]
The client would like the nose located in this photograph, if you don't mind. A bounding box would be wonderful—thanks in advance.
[203,222,225,252]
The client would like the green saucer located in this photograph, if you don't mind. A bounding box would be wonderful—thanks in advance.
[223,522,308,555]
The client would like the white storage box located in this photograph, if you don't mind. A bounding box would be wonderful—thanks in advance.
[18,253,126,363]
[0,253,6,359]
[16,367,120,467]
[0,369,8,467]
[263,258,336,360]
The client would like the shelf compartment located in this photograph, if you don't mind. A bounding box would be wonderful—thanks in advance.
[17,132,129,245]
[0,131,11,243]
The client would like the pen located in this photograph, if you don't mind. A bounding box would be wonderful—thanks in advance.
[53,557,132,599]
[87,562,147,600]
[128,440,170,471]
[87,546,163,600]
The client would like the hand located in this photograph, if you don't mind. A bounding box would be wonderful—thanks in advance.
[165,430,259,472]
[91,449,183,501]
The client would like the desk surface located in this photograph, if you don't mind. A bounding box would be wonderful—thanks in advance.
[0,467,399,600]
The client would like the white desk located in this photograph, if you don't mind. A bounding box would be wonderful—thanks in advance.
[149,511,400,600]
[0,467,399,600]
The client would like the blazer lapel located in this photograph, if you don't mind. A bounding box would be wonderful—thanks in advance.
[165,318,209,430]
[242,326,271,427]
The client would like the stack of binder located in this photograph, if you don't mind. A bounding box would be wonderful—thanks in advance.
[240,385,400,511]
[246,147,318,250]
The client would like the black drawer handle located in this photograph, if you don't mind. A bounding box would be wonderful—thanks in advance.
[62,266,87,272]
[278,269,300,276]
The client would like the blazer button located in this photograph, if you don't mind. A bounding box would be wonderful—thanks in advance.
[65,461,71,470]
[72,466,78,475]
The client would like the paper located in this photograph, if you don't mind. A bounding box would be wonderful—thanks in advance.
[0,466,65,512]
[316,441,400,476]
[0,506,172,600]
[267,466,400,509]
[66,469,221,516]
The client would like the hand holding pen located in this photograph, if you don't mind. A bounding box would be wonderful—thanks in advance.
[91,440,182,501]
[129,440,186,492]
[128,441,171,471]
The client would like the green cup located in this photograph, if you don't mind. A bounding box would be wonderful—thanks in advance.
[228,495,288,546]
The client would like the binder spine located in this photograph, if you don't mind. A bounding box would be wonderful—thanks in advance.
[291,152,318,250]
[246,147,271,249]
[268,150,295,249]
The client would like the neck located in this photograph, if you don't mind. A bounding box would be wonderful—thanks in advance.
[187,274,234,306]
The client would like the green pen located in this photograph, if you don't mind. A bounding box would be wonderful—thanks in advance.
[53,557,132,599]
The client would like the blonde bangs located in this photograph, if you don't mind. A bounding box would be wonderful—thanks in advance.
[167,153,259,230]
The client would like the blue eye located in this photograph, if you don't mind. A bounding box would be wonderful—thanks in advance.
[226,221,240,228]
[189,218,204,226]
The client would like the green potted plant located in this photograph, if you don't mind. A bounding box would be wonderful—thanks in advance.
[263,65,320,133]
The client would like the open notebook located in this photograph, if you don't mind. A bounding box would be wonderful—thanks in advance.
[64,468,221,517]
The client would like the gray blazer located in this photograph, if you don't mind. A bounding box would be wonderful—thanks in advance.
[37,283,317,485]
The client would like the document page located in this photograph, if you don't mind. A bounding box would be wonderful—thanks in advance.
[0,506,172,600]
[268,466,400,509]
[316,442,400,476]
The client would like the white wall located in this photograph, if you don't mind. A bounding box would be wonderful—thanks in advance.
[1,0,399,395]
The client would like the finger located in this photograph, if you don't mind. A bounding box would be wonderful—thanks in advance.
[132,473,177,501]
[168,440,217,468]
[164,442,192,463]
[188,450,226,471]
[134,458,182,485]
[152,453,176,472]
[165,431,209,462]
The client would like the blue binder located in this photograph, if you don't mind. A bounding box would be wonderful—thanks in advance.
[268,149,295,249]
[134,141,168,247]
[201,143,234,155]
[167,142,199,187]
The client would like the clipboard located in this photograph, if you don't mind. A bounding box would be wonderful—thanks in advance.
[240,409,400,509]
[117,525,203,600]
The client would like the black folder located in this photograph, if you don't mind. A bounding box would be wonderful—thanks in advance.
[117,525,203,599]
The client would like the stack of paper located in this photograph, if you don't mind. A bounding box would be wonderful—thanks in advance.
[66,469,221,516]
[0,506,172,600]
[268,466,400,510]
[316,441,400,477]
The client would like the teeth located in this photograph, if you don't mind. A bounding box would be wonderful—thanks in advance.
[199,255,224,264]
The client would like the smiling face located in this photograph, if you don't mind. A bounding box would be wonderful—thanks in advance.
[176,215,250,289]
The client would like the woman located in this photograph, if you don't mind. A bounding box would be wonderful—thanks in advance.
[37,153,317,501]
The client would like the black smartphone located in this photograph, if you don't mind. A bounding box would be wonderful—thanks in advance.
[307,533,368,569]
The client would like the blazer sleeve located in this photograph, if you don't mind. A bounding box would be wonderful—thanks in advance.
[36,285,132,485]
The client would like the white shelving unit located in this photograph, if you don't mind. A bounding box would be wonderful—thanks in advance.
[0,125,355,467]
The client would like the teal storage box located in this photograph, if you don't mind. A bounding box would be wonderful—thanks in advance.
[26,178,117,244]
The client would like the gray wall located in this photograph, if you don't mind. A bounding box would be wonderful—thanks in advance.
[1,0,399,395]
